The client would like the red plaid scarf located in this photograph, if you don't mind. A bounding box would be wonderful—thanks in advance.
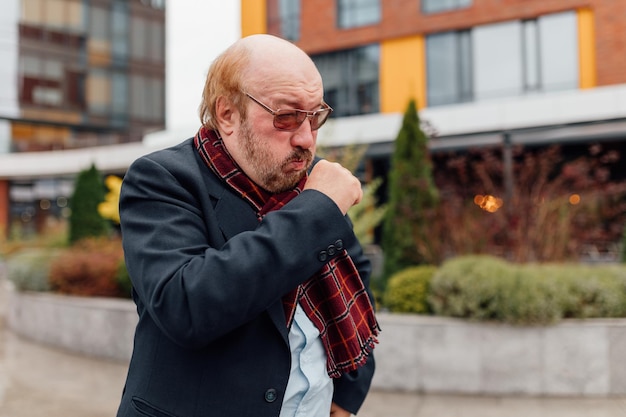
[194,127,379,378]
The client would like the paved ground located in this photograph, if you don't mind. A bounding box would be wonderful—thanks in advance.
[2,266,626,417]
[2,325,626,417]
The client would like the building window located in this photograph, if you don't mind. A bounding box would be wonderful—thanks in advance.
[21,0,84,31]
[312,44,380,117]
[19,55,84,109]
[89,6,111,56]
[130,75,164,121]
[422,0,472,14]
[426,11,579,106]
[130,15,165,63]
[87,69,112,115]
[111,2,129,62]
[111,72,128,126]
[337,0,380,29]
[278,0,300,41]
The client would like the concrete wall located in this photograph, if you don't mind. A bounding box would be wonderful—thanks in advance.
[373,313,626,396]
[5,281,626,396]
[5,282,137,362]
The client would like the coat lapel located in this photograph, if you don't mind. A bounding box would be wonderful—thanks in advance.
[208,176,290,344]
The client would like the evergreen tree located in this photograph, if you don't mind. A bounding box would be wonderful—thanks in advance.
[621,222,626,263]
[382,99,439,279]
[69,164,110,244]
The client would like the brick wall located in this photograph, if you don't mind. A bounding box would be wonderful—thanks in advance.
[267,0,626,87]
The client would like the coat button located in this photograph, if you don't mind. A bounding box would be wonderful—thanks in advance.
[334,239,344,250]
[318,250,328,262]
[264,388,277,403]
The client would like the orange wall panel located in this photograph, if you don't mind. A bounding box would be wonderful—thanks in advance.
[380,35,426,112]
[241,0,267,36]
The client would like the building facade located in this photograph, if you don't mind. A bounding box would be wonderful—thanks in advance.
[240,0,626,253]
[241,0,626,157]
[0,0,165,238]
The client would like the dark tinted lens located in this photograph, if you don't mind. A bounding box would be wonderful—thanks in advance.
[273,111,301,130]
[310,110,331,130]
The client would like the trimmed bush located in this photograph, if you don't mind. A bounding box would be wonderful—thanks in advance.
[49,237,124,297]
[498,265,562,325]
[554,264,626,319]
[384,265,437,314]
[5,248,57,292]
[427,255,626,325]
[428,255,513,321]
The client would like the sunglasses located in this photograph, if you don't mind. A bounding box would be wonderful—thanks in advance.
[243,92,333,131]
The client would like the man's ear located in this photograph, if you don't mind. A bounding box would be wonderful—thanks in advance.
[215,96,239,135]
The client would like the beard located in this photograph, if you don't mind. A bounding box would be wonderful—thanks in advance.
[240,118,313,193]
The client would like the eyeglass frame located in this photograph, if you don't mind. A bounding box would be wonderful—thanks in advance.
[242,91,333,132]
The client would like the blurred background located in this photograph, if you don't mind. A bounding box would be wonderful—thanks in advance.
[0,0,624,263]
[1,1,626,416]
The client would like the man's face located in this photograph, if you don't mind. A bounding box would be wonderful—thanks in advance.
[238,114,314,193]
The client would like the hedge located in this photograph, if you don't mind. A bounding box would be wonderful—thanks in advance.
[384,255,626,325]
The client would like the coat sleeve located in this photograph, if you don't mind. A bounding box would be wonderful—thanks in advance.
[119,152,367,350]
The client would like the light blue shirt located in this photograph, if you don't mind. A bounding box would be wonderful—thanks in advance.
[280,303,333,417]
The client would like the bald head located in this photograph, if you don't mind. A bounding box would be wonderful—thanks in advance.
[199,34,323,129]
[238,35,322,91]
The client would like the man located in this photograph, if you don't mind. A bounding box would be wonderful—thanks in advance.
[116,34,379,417]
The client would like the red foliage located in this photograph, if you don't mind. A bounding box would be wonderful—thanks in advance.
[49,237,125,297]
[428,144,626,263]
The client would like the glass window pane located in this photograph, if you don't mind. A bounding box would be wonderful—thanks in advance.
[423,0,472,14]
[337,0,380,29]
[111,2,129,60]
[458,30,473,101]
[67,0,83,31]
[87,70,111,114]
[312,45,379,116]
[148,20,164,62]
[46,0,66,27]
[426,32,460,106]
[130,16,147,59]
[111,72,127,114]
[472,20,523,101]
[538,11,578,92]
[43,60,63,80]
[21,0,43,24]
[279,0,300,41]
[21,55,41,76]
[130,75,146,118]
[523,20,539,91]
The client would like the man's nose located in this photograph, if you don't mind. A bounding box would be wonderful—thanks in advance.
[290,118,315,149]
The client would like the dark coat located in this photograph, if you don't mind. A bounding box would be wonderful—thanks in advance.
[116,138,375,417]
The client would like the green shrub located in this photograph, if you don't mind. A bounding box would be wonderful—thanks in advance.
[621,222,626,263]
[428,255,513,321]
[498,265,562,325]
[427,255,626,325]
[5,249,57,292]
[383,265,437,313]
[553,264,626,319]
[69,164,110,244]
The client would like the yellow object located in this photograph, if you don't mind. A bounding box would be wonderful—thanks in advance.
[380,35,427,112]
[578,8,597,89]
[241,0,267,37]
[98,175,123,224]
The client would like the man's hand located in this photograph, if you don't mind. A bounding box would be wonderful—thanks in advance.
[330,402,352,417]
[304,160,363,215]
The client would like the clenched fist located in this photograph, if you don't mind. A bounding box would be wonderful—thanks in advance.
[304,160,363,215]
